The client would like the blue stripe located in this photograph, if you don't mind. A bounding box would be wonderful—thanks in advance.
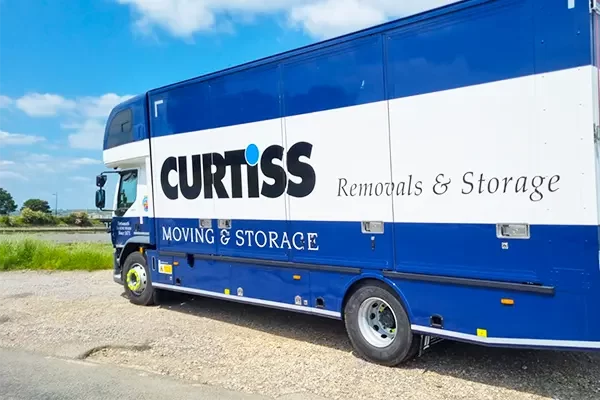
[155,217,599,292]
[148,218,600,343]
[144,0,592,139]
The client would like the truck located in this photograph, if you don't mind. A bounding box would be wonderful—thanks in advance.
[95,0,600,366]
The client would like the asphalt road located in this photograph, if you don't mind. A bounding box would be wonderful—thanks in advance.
[0,347,278,400]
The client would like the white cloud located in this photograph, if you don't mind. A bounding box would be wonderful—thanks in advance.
[42,143,61,151]
[22,153,54,172]
[14,92,133,119]
[116,0,458,39]
[11,92,132,150]
[1,155,101,178]
[27,153,53,162]
[70,176,90,182]
[8,154,67,174]
[16,93,77,117]
[78,93,134,118]
[0,130,46,146]
[0,170,28,181]
[0,95,13,109]
[20,154,56,173]
[288,0,385,38]
[72,157,101,166]
[64,119,106,150]
[288,0,459,38]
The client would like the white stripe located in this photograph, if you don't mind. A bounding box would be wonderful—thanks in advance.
[103,140,149,167]
[412,325,600,349]
[152,282,342,318]
[147,66,597,226]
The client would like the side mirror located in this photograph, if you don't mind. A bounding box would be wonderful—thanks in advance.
[96,174,107,188]
[95,189,106,210]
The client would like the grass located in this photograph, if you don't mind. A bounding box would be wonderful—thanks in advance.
[0,236,113,271]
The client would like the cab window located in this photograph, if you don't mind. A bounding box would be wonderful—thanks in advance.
[106,108,133,149]
[115,170,138,217]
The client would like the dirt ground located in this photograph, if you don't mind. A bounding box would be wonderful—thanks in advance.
[1,270,599,400]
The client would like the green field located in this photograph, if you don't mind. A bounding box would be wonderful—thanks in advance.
[0,236,113,271]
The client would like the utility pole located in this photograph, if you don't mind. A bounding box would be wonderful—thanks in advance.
[53,193,58,216]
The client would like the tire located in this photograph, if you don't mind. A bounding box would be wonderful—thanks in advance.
[122,251,156,306]
[344,281,417,366]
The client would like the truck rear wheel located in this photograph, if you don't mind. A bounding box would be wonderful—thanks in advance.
[122,252,156,306]
[344,282,417,366]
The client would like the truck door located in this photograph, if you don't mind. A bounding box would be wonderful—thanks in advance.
[114,169,138,247]
[112,168,151,248]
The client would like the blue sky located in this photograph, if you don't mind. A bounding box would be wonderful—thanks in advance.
[0,0,452,210]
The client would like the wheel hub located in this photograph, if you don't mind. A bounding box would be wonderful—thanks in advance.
[126,264,147,295]
[379,308,395,328]
[358,297,398,348]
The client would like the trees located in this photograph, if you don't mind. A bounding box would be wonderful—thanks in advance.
[21,198,51,214]
[0,188,17,215]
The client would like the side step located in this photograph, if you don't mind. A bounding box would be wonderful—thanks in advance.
[418,335,445,357]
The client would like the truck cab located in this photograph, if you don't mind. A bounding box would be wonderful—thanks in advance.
[95,94,153,284]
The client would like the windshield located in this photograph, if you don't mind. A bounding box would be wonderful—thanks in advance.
[115,170,138,217]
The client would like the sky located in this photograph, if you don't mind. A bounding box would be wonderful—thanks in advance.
[0,0,455,210]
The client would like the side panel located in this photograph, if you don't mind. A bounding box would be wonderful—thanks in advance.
[229,264,310,305]
[149,66,288,294]
[397,278,591,342]
[282,35,395,269]
[387,67,596,282]
[149,81,217,257]
[150,252,174,286]
[208,65,288,262]
[381,0,600,344]
[386,0,534,99]
[385,0,598,285]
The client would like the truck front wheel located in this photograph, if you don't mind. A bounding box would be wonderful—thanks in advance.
[344,282,418,366]
[122,252,156,306]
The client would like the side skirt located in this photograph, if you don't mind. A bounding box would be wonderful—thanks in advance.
[152,282,342,319]
[412,325,600,350]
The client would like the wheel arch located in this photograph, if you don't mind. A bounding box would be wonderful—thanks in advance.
[341,273,414,323]
[118,235,155,269]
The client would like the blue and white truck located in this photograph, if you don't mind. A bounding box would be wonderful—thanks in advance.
[95,0,600,366]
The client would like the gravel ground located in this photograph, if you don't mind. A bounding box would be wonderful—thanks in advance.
[1,270,599,400]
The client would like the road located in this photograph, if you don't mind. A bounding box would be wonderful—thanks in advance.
[0,347,278,400]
